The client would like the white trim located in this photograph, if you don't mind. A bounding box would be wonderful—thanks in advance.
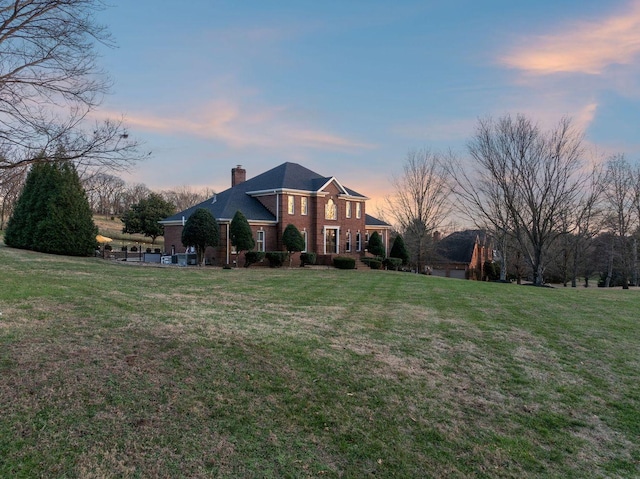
[323,226,340,255]
[318,177,348,195]
[337,192,370,200]
[247,188,329,197]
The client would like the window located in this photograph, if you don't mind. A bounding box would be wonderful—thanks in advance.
[346,201,351,218]
[356,202,362,219]
[288,195,295,215]
[302,230,308,252]
[346,232,351,252]
[325,198,337,220]
[301,197,308,215]
[256,230,265,252]
[356,232,362,251]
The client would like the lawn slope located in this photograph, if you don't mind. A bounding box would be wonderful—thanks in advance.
[0,244,638,478]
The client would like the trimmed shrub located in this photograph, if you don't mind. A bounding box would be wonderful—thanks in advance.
[333,256,356,269]
[367,231,385,257]
[300,252,316,266]
[390,234,410,265]
[266,251,288,267]
[368,259,382,269]
[244,250,265,267]
[384,257,403,270]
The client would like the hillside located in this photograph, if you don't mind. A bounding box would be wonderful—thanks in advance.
[0,243,638,477]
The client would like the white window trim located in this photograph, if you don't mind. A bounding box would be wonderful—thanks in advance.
[301,197,308,216]
[288,195,295,215]
[346,201,351,218]
[356,202,362,219]
[256,230,266,252]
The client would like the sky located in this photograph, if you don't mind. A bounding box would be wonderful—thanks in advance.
[94,0,640,211]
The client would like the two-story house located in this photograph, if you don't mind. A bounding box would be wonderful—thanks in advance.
[160,162,391,266]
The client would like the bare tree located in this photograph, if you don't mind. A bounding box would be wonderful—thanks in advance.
[0,165,26,229]
[602,155,637,289]
[449,150,514,282]
[82,171,125,215]
[569,164,604,287]
[456,114,587,286]
[120,183,151,212]
[161,185,215,212]
[0,0,146,179]
[386,148,451,272]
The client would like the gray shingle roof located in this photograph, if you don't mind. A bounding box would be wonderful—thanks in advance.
[365,214,391,227]
[161,162,368,223]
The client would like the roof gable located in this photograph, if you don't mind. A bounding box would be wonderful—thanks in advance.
[162,162,368,223]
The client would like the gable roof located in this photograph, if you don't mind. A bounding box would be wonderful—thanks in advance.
[161,162,368,224]
[365,214,391,228]
[435,230,489,263]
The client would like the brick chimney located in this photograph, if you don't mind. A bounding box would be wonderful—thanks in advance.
[231,165,246,187]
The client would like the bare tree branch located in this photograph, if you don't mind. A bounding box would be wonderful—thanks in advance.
[0,0,147,179]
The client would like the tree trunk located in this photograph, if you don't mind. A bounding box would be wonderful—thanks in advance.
[605,239,614,288]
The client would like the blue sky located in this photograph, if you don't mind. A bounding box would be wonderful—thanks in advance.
[95,1,640,208]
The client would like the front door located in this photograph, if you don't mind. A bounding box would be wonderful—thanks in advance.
[325,228,338,254]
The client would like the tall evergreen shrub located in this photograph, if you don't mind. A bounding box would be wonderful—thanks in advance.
[5,161,97,256]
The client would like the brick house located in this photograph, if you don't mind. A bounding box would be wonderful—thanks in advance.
[160,162,391,266]
[431,230,493,279]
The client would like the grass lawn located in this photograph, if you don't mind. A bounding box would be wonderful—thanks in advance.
[93,215,164,251]
[0,243,638,478]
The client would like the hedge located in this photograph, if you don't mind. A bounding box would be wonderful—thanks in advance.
[244,251,265,267]
[333,256,356,269]
[300,252,317,266]
[266,251,288,267]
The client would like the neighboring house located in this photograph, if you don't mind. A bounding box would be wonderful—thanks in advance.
[160,162,391,266]
[431,230,493,280]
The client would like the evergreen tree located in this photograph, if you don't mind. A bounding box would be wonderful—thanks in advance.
[5,160,97,256]
[368,231,385,257]
[122,192,175,244]
[282,224,305,266]
[390,234,410,265]
[229,210,254,266]
[181,208,219,266]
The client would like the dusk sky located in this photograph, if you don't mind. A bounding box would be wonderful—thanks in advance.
[95,1,640,210]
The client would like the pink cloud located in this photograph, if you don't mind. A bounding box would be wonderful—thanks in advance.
[501,1,640,75]
[101,99,375,153]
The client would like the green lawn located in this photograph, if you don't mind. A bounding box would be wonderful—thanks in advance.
[0,243,638,478]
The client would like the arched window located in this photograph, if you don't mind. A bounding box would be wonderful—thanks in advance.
[325,198,337,220]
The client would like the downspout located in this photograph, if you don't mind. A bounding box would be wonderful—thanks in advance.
[226,223,230,265]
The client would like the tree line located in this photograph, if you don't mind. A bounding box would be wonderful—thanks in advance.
[387,114,640,288]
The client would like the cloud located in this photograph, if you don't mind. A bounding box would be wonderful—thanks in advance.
[100,98,375,154]
[501,1,640,75]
